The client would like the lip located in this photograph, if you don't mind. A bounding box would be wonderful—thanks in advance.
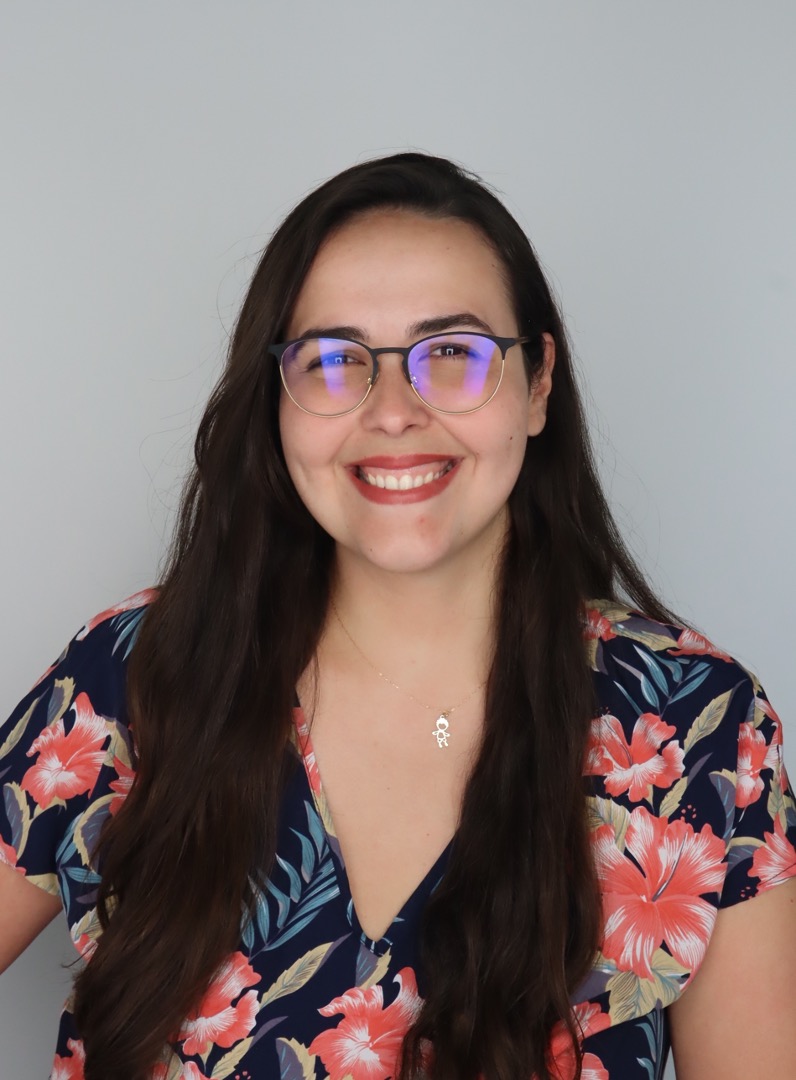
[347,454,458,469]
[349,458,461,504]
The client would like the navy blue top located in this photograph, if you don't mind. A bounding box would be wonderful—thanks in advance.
[2,591,795,1080]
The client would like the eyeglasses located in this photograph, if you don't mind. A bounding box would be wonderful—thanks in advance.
[266,332,531,417]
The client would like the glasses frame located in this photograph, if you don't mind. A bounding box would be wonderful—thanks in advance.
[266,331,532,417]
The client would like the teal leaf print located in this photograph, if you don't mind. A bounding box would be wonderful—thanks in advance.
[64,865,101,885]
[254,881,271,943]
[276,854,304,902]
[667,661,711,706]
[304,799,326,857]
[266,878,291,929]
[276,1036,318,1079]
[292,829,317,884]
[256,808,340,951]
[634,1006,664,1079]
[110,607,149,660]
[241,912,255,952]
[632,645,670,696]
[613,657,661,711]
[55,818,78,866]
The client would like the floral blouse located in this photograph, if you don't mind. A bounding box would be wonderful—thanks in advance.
[2,592,795,1080]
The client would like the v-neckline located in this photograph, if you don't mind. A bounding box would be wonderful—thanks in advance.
[290,700,454,952]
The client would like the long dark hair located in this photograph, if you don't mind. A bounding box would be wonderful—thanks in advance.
[72,152,679,1079]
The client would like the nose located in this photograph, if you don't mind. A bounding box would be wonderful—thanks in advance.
[359,351,430,434]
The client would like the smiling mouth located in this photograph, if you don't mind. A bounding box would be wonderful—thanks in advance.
[355,460,456,490]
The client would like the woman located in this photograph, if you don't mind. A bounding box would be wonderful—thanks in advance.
[1,152,794,1080]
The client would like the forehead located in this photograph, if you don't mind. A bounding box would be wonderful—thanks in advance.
[286,209,516,341]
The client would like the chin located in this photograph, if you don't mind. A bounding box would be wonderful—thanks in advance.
[356,548,454,576]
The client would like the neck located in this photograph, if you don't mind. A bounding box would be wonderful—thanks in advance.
[324,542,502,700]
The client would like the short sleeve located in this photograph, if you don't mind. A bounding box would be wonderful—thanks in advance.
[562,606,796,1033]
[718,675,796,907]
[0,600,145,906]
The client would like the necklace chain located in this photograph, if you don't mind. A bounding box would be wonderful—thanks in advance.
[330,600,486,748]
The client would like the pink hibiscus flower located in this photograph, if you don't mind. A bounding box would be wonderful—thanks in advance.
[309,967,422,1080]
[750,817,796,893]
[583,609,617,642]
[20,692,108,810]
[76,589,158,640]
[593,806,725,978]
[736,722,780,808]
[669,628,732,662]
[108,755,137,815]
[585,712,684,801]
[545,1001,610,1080]
[0,837,23,874]
[51,1038,85,1080]
[177,951,261,1057]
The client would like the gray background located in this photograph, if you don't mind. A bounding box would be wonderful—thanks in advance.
[1,2,794,1076]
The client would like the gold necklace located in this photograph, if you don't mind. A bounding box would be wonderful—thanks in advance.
[331,600,486,749]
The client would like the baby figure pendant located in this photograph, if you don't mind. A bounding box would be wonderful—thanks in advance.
[433,713,451,748]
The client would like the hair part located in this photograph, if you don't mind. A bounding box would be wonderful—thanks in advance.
[73,151,680,1079]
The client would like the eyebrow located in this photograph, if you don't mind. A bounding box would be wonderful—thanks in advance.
[294,312,495,342]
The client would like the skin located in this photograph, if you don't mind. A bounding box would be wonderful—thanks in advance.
[280,208,553,582]
[2,210,794,1079]
[280,207,796,1075]
[281,208,555,944]
[667,876,796,1078]
[0,863,61,972]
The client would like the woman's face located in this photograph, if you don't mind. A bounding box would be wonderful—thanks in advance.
[279,208,554,578]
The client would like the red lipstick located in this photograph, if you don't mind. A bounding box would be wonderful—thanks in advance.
[347,455,461,505]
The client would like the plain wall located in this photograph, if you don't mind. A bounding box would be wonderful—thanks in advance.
[1,3,794,1076]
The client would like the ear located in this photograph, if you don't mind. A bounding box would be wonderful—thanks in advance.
[527,333,556,437]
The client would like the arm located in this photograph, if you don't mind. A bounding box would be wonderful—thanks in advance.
[668,876,796,1079]
[0,861,62,973]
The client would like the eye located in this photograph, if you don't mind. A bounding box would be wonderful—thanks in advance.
[311,351,358,368]
[430,343,471,359]
[300,340,371,372]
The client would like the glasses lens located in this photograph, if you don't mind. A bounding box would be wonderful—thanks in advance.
[280,338,371,415]
[408,334,503,412]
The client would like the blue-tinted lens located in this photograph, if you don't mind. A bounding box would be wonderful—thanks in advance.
[281,338,371,414]
[408,334,501,410]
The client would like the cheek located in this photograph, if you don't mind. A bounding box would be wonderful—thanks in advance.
[278,404,346,499]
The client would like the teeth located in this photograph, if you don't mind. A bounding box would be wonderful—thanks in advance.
[361,463,452,490]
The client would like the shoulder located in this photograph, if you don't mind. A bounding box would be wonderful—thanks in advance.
[575,599,796,1039]
[582,599,784,819]
[0,589,159,889]
[34,587,159,694]
[583,595,796,919]
[583,599,764,753]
